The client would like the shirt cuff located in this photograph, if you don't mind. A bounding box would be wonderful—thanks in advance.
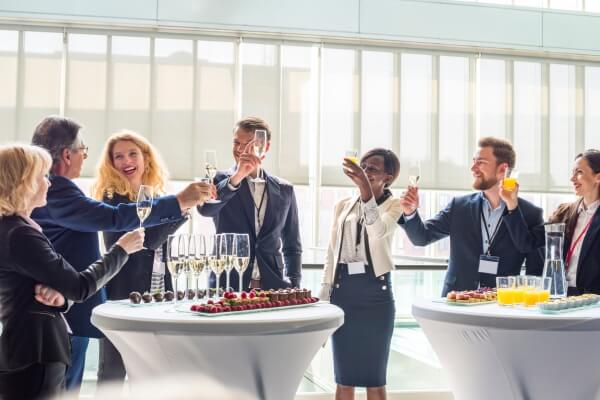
[404,211,417,221]
[362,197,379,225]
[227,178,241,191]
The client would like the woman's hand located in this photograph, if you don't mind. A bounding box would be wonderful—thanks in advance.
[499,180,519,211]
[342,158,373,202]
[34,284,65,307]
[116,228,145,254]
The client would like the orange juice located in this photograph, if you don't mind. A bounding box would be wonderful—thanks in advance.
[503,177,517,191]
[538,290,550,303]
[345,156,359,165]
[523,290,539,306]
[513,288,525,304]
[497,288,515,305]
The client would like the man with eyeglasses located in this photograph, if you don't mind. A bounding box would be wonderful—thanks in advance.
[398,137,544,296]
[30,115,214,393]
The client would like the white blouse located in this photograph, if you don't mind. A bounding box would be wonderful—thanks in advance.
[566,200,599,287]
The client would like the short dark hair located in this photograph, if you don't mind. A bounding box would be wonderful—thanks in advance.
[234,116,271,141]
[31,115,81,167]
[478,136,516,168]
[360,148,401,188]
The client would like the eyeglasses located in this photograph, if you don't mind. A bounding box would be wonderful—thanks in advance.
[72,145,88,158]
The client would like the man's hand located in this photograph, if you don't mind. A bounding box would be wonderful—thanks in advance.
[230,142,261,187]
[499,180,519,211]
[400,186,419,216]
[34,284,65,308]
[177,182,217,209]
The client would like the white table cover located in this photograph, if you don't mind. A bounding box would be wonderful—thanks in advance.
[92,302,343,400]
[412,299,600,400]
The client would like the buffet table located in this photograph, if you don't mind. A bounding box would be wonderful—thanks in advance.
[412,299,600,400]
[92,302,343,400]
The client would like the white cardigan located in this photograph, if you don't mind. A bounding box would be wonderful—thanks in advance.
[319,195,402,299]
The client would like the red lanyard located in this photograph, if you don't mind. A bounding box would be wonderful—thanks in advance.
[565,217,594,270]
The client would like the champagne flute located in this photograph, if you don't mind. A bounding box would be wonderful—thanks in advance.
[187,234,202,300]
[166,235,184,303]
[203,151,221,204]
[233,233,250,294]
[208,234,226,300]
[195,234,207,299]
[251,129,267,183]
[136,185,153,228]
[221,233,235,292]
[408,161,421,188]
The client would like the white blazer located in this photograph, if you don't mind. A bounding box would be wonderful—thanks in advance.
[321,195,402,289]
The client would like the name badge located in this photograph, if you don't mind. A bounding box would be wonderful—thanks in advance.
[347,262,366,275]
[478,255,500,275]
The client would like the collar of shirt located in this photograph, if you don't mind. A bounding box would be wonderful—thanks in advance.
[480,192,506,215]
[577,199,600,216]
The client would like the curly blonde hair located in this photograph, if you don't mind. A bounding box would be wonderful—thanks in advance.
[0,144,52,217]
[92,130,168,201]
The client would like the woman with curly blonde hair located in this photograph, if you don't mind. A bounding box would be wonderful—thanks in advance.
[92,130,188,386]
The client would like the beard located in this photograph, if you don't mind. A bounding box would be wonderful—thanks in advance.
[473,176,498,191]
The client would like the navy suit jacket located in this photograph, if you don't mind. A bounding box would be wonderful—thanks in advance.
[31,175,183,337]
[398,192,544,296]
[504,204,600,295]
[198,168,302,290]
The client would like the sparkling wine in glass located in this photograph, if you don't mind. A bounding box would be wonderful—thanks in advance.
[207,234,226,300]
[251,129,267,183]
[136,185,153,228]
[166,235,185,303]
[233,234,250,294]
[221,233,235,292]
[408,161,421,188]
[204,150,218,180]
[188,234,205,300]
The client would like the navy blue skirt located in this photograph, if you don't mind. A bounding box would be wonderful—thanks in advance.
[330,263,395,388]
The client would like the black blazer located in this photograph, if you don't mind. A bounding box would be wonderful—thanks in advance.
[504,204,600,294]
[198,168,302,290]
[102,193,186,300]
[0,215,128,371]
[398,193,544,296]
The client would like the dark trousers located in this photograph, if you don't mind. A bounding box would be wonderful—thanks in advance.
[97,337,126,384]
[65,335,89,391]
[0,362,66,400]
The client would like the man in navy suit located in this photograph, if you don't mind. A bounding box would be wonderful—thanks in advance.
[199,116,302,290]
[398,137,544,296]
[30,116,214,392]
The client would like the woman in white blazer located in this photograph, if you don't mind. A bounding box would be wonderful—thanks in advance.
[319,148,402,400]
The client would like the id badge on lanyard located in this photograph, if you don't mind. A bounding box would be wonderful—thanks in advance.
[479,202,502,275]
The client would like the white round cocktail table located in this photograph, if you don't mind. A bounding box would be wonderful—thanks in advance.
[412,298,600,400]
[92,302,343,400]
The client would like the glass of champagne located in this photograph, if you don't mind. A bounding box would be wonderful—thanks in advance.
[193,234,207,299]
[408,161,421,188]
[251,129,268,183]
[344,149,359,165]
[203,150,221,204]
[221,233,235,291]
[208,234,226,300]
[233,234,250,294]
[166,235,185,303]
[187,234,202,300]
[136,185,153,228]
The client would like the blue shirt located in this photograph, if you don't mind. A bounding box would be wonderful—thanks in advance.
[480,193,506,255]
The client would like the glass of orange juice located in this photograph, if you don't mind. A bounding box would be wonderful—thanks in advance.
[538,277,552,303]
[497,276,516,306]
[503,168,519,192]
[344,149,359,165]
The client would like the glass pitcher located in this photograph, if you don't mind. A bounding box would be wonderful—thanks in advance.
[541,223,567,298]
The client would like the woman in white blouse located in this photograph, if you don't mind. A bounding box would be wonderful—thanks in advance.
[320,148,401,400]
[502,149,600,296]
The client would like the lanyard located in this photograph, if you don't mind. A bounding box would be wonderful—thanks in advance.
[565,216,594,270]
[480,203,503,256]
[251,179,267,231]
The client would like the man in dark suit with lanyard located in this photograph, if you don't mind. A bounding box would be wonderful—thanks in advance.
[398,137,544,296]
[199,116,302,290]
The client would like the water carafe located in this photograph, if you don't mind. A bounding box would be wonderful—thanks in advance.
[542,223,567,298]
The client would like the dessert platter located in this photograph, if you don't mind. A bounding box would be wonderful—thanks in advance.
[111,289,212,307]
[537,294,600,314]
[439,288,497,306]
[179,288,320,317]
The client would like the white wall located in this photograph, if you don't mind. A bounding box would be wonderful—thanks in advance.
[2,0,600,57]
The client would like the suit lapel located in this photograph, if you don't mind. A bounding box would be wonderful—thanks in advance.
[577,209,600,270]
[473,194,484,255]
[259,172,280,238]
